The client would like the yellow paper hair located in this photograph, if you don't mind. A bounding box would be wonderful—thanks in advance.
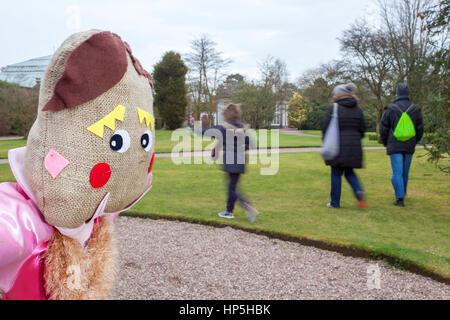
[136,107,154,130]
[87,105,126,138]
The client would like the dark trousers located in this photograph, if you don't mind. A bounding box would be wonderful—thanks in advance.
[330,167,363,208]
[227,173,245,212]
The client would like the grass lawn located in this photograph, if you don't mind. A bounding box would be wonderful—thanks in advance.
[0,129,383,158]
[300,130,322,136]
[1,149,448,279]
[0,139,27,159]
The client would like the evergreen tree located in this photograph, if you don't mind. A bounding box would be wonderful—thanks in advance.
[422,1,450,172]
[153,52,188,130]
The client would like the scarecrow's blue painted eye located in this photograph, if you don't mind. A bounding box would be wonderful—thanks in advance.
[110,130,130,153]
[141,130,152,152]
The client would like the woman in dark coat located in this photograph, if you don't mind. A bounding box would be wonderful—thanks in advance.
[197,104,258,223]
[321,83,367,209]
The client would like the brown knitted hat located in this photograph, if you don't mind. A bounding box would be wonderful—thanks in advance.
[24,30,155,228]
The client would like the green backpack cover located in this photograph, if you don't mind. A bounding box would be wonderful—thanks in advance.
[392,104,416,141]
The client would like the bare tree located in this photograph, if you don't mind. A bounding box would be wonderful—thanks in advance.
[258,56,297,127]
[337,0,442,132]
[185,35,232,125]
[297,60,351,106]
[258,56,293,103]
[377,0,435,102]
[297,60,381,130]
[339,22,394,132]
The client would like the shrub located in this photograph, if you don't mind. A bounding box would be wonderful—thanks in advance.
[301,104,328,130]
[0,112,11,136]
[0,81,39,137]
[287,93,308,129]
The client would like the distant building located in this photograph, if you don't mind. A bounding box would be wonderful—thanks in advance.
[270,103,288,128]
[0,55,52,88]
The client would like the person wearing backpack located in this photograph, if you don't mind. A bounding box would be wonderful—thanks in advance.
[321,83,367,209]
[380,84,424,207]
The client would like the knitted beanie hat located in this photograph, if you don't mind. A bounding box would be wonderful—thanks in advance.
[396,83,410,97]
[332,83,357,96]
[24,30,155,228]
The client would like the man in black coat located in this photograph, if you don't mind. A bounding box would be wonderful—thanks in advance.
[379,84,424,207]
[322,83,367,209]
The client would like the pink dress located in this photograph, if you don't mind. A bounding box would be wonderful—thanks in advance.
[0,147,152,300]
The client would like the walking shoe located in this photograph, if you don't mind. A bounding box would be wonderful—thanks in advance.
[326,203,339,209]
[394,199,405,207]
[357,201,368,208]
[218,211,234,219]
[240,201,259,223]
[356,191,368,209]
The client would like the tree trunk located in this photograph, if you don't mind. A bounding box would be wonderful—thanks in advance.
[376,106,385,134]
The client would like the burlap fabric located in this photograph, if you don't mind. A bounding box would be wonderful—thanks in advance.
[24,30,154,228]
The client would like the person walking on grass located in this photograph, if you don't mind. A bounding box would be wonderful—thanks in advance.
[379,84,424,207]
[322,83,367,209]
[197,103,258,223]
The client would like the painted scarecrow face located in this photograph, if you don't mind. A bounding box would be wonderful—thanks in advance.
[24,30,155,228]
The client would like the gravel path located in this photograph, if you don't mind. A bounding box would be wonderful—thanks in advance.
[113,216,449,300]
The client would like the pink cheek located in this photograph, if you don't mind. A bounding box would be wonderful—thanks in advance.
[148,152,155,173]
[90,163,111,189]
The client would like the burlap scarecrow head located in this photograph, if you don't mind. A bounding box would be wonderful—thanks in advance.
[24,29,155,228]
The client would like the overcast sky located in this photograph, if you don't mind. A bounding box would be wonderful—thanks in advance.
[1,0,379,81]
